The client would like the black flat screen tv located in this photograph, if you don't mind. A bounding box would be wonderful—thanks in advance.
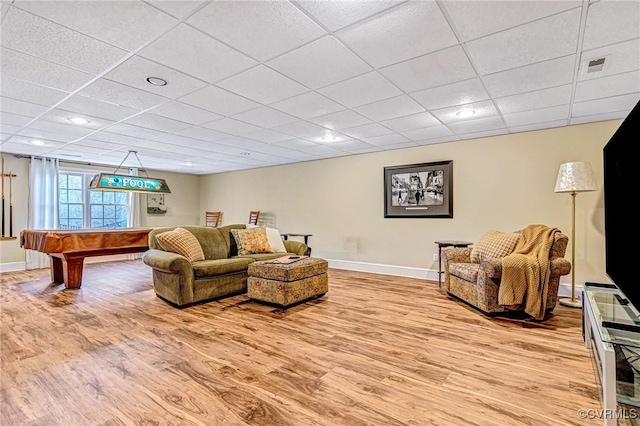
[603,100,640,309]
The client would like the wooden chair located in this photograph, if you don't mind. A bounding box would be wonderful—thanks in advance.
[205,211,221,228]
[248,211,260,225]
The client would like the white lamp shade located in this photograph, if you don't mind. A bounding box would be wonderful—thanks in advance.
[554,162,598,193]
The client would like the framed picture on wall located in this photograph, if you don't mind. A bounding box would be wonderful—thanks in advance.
[147,194,167,215]
[384,160,453,218]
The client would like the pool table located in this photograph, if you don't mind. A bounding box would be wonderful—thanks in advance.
[20,228,152,289]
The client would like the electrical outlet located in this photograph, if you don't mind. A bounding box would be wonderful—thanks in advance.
[433,254,438,262]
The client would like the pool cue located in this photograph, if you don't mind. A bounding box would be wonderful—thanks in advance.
[1,157,5,238]
[8,170,13,237]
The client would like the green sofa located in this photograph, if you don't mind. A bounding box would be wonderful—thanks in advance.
[142,224,308,307]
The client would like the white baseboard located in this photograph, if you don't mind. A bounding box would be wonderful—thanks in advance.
[0,261,26,273]
[327,259,439,282]
[558,282,585,300]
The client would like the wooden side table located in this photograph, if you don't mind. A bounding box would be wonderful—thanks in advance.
[434,240,473,288]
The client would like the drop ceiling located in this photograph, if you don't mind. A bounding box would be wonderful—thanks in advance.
[1,0,639,175]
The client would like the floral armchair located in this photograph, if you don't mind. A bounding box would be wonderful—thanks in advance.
[441,229,572,316]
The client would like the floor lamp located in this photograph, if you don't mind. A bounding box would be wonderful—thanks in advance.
[554,162,597,308]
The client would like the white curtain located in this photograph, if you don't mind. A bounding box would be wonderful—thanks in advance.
[26,157,59,269]
[127,167,142,259]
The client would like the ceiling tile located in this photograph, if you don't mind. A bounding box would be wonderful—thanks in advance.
[569,111,630,125]
[1,112,32,128]
[79,79,169,111]
[575,71,640,103]
[24,119,95,141]
[148,101,222,125]
[338,1,458,68]
[1,47,94,92]
[402,125,454,141]
[174,126,232,142]
[466,9,581,75]
[243,129,295,144]
[78,136,138,150]
[216,65,307,104]
[201,118,263,135]
[139,24,257,84]
[104,55,207,99]
[2,137,65,152]
[330,139,377,151]
[447,116,506,134]
[15,0,178,51]
[104,123,167,140]
[1,8,127,74]
[579,39,640,82]
[296,0,405,31]
[380,112,440,133]
[145,1,205,19]
[0,76,69,107]
[483,55,576,98]
[361,133,409,146]
[495,85,573,114]
[582,0,640,50]
[380,46,477,93]
[458,128,509,140]
[0,96,48,117]
[503,104,569,127]
[38,109,114,130]
[272,138,320,150]
[318,71,402,108]
[270,92,345,119]
[431,100,498,123]
[1,123,24,135]
[152,133,206,147]
[308,110,372,130]
[267,36,372,89]
[187,1,326,61]
[57,95,138,122]
[349,146,384,154]
[341,123,394,139]
[442,0,581,42]
[354,95,424,121]
[121,113,192,133]
[510,119,568,132]
[572,93,640,117]
[231,107,299,129]
[410,78,489,111]
[272,121,332,140]
[83,131,146,147]
[178,86,260,116]
[296,144,344,158]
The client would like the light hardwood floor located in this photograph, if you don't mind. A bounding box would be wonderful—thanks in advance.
[0,260,615,425]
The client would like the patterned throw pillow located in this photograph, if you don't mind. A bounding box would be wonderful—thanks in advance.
[156,228,205,263]
[231,228,274,256]
[470,230,520,263]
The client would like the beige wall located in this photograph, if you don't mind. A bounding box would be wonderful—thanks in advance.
[0,157,199,267]
[199,120,623,287]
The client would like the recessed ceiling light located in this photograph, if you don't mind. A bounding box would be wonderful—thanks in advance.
[456,109,476,118]
[30,140,45,146]
[182,161,193,166]
[146,77,167,86]
[68,117,90,125]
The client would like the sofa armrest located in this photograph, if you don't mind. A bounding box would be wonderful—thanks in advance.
[480,257,572,279]
[142,249,192,275]
[441,247,472,264]
[284,240,308,256]
[550,257,571,276]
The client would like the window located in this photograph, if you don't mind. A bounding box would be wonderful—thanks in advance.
[59,172,129,229]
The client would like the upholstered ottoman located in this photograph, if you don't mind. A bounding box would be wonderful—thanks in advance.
[247,257,328,307]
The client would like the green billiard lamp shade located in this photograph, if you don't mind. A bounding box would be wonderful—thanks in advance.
[88,173,171,193]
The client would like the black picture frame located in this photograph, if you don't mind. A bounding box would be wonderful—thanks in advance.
[384,160,453,218]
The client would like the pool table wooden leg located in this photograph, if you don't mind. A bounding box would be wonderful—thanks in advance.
[62,257,84,289]
[50,256,64,284]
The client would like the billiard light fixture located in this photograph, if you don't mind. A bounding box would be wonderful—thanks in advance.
[88,150,171,194]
